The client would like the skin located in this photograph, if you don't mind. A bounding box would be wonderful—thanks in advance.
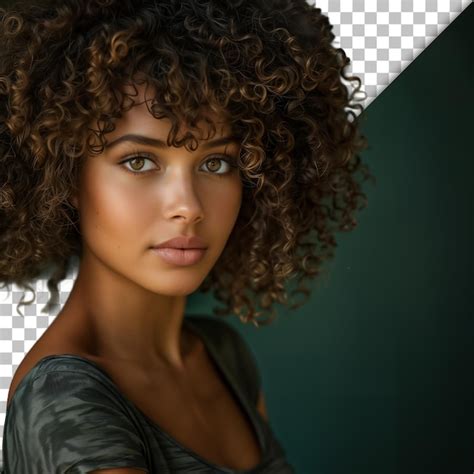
[8,79,268,415]
[6,81,269,473]
[63,82,244,373]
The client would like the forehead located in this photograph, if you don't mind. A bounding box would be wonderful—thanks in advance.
[106,82,231,141]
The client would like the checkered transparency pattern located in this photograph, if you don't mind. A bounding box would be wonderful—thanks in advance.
[317,0,471,106]
[0,0,471,467]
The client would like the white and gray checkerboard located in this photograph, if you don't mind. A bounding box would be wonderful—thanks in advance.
[0,0,471,463]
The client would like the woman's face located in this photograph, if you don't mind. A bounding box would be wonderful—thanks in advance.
[71,84,243,296]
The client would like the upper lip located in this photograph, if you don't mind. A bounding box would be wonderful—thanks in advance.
[152,235,208,249]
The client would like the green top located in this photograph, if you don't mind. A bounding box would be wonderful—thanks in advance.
[1,315,295,473]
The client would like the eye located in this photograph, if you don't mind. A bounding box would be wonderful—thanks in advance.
[119,155,157,174]
[119,154,238,176]
[201,155,237,175]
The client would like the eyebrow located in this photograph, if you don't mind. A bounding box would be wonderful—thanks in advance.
[104,134,240,150]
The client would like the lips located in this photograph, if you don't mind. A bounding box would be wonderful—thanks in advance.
[151,247,207,266]
[152,235,207,250]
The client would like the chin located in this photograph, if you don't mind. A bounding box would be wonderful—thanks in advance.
[145,275,207,296]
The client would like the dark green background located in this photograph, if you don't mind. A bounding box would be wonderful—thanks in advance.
[1,1,473,473]
[190,5,474,474]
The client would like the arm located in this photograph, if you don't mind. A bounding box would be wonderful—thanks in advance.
[256,387,269,422]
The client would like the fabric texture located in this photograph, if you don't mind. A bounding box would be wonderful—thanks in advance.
[1,315,295,473]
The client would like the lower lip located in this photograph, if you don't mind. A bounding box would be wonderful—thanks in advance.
[151,247,207,266]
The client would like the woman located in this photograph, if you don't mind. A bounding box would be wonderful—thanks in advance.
[0,0,370,472]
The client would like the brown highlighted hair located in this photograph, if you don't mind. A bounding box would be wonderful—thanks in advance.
[0,0,373,326]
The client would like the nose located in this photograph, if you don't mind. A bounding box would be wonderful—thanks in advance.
[161,168,204,224]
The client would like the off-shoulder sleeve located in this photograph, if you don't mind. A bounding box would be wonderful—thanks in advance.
[2,368,149,474]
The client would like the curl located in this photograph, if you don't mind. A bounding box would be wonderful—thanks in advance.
[0,0,372,325]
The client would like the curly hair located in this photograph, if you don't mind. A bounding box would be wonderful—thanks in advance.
[0,0,373,326]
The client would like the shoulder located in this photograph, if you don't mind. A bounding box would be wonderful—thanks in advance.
[186,313,250,345]
[6,321,99,408]
[7,348,114,407]
[3,355,148,474]
[186,314,254,363]
[11,354,143,423]
[5,355,133,425]
[186,315,262,404]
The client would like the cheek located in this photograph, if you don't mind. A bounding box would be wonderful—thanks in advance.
[208,180,243,231]
[78,168,147,248]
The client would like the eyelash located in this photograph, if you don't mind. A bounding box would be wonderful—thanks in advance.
[118,154,238,177]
